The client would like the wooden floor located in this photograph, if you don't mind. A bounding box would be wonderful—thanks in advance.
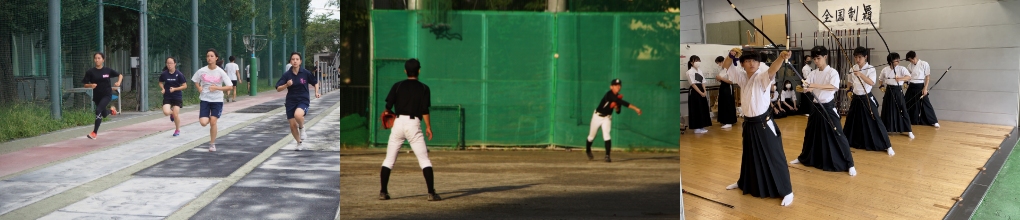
[680,115,1012,220]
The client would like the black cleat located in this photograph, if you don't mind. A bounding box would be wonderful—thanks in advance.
[587,152,594,161]
[604,155,612,163]
[427,193,442,201]
[379,192,390,200]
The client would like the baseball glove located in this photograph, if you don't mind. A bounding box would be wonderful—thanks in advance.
[381,110,396,129]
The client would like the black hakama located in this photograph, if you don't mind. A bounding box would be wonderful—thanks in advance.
[782,98,799,114]
[687,84,713,129]
[717,82,738,125]
[772,103,788,119]
[737,112,792,198]
[798,93,814,115]
[905,83,939,125]
[881,85,913,132]
[797,101,855,172]
[845,94,892,151]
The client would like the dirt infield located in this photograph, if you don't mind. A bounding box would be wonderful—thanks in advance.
[339,148,681,219]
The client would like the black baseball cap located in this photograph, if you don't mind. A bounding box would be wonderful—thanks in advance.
[611,78,622,85]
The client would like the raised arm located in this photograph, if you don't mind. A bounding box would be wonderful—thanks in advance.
[767,51,791,78]
[720,55,734,70]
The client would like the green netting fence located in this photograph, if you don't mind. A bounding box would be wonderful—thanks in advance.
[371,10,681,148]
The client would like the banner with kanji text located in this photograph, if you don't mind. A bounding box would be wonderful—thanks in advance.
[816,0,881,31]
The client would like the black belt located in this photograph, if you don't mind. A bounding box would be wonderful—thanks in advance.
[398,115,419,120]
[743,112,772,124]
[814,100,835,108]
[908,82,924,85]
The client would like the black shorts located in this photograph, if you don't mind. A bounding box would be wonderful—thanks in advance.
[163,99,183,108]
[231,80,238,87]
[285,102,309,119]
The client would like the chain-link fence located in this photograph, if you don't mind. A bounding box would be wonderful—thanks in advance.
[0,0,308,113]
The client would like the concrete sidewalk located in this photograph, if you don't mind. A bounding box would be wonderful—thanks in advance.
[0,91,287,178]
[0,90,343,219]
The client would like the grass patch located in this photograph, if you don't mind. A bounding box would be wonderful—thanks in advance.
[0,102,100,142]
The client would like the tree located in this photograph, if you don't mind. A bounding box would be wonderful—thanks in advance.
[313,0,369,85]
[0,0,47,104]
[0,0,98,104]
[450,0,545,11]
[304,14,342,54]
[569,0,680,12]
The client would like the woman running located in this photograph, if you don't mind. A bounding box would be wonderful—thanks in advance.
[159,57,187,136]
[82,52,122,139]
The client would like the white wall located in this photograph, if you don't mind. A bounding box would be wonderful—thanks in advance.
[680,0,704,44]
[697,0,1020,126]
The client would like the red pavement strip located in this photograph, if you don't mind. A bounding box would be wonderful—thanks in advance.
[0,92,288,178]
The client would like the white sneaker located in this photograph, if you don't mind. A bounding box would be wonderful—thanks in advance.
[908,132,915,139]
[805,114,810,117]
[934,123,940,128]
[209,144,217,152]
[721,124,732,129]
[296,142,303,151]
[300,127,307,141]
[694,129,708,134]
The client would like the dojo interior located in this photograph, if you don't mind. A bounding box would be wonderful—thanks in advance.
[678,0,1020,219]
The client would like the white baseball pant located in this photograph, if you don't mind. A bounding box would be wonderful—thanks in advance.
[381,115,432,169]
[587,111,612,142]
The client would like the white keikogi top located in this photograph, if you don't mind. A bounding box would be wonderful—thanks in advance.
[686,68,704,84]
[882,66,911,86]
[802,64,813,78]
[908,60,930,84]
[806,66,840,103]
[725,63,774,117]
[850,63,877,95]
[781,89,797,101]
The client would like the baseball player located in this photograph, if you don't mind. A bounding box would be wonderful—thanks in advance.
[585,79,642,162]
[378,59,440,201]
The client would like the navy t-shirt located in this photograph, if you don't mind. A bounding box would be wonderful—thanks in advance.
[276,68,318,104]
[159,69,187,100]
